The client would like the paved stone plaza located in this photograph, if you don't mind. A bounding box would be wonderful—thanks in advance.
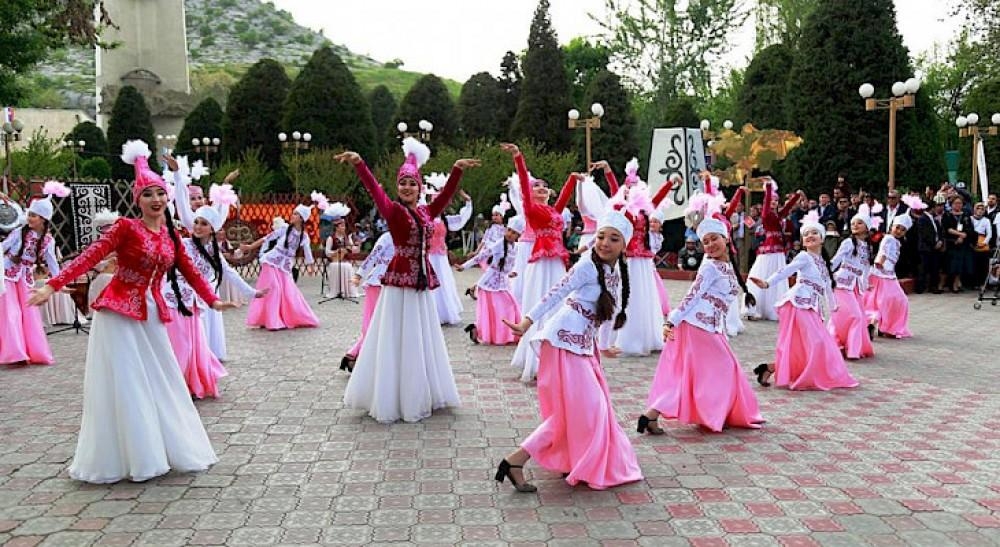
[2,271,998,546]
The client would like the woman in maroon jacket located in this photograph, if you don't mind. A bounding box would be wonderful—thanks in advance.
[336,139,480,423]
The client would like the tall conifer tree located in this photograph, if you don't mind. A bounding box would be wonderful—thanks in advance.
[511,0,571,151]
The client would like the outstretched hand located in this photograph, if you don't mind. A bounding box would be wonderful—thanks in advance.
[602,346,622,358]
[499,143,520,156]
[254,288,270,299]
[224,169,240,184]
[212,300,239,311]
[454,158,481,171]
[589,160,610,172]
[27,285,55,307]
[748,276,768,289]
[162,154,179,172]
[334,151,362,165]
[503,317,532,336]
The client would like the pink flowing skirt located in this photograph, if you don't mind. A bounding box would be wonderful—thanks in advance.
[0,279,53,365]
[246,264,319,330]
[863,276,912,338]
[829,288,874,359]
[647,322,764,432]
[775,303,859,390]
[347,285,381,359]
[654,269,671,316]
[475,289,520,345]
[165,307,228,399]
[522,342,643,490]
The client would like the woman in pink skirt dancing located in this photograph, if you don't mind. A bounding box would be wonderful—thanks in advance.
[457,216,524,345]
[828,212,875,360]
[242,203,320,330]
[498,211,642,492]
[749,212,859,391]
[864,215,913,338]
[340,231,394,372]
[639,218,764,434]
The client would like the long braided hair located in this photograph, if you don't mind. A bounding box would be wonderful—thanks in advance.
[12,219,49,266]
[164,214,193,317]
[850,234,875,266]
[820,246,837,289]
[284,218,304,251]
[591,248,630,329]
[641,210,651,250]
[192,234,224,291]
[497,237,510,272]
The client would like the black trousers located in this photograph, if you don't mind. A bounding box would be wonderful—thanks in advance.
[916,251,941,293]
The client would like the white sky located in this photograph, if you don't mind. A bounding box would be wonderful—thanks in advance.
[271,0,960,83]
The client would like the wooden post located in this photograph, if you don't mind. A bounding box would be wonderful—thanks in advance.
[888,99,897,193]
[970,130,979,201]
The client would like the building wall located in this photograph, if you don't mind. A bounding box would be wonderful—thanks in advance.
[6,109,94,151]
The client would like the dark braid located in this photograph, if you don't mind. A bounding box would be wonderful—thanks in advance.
[12,221,50,266]
[284,221,303,250]
[193,235,224,291]
[164,214,193,317]
[591,250,614,323]
[820,247,837,289]
[614,253,630,329]
[497,239,509,272]
[641,210,651,250]
[402,202,428,290]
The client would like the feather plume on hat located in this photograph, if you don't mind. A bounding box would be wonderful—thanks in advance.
[190,160,209,181]
[310,190,330,212]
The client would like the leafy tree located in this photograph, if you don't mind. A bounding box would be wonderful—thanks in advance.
[782,0,945,196]
[593,0,748,98]
[396,74,460,146]
[753,0,819,51]
[953,0,1000,81]
[917,31,980,152]
[497,51,522,139]
[11,129,72,179]
[957,76,1000,192]
[222,58,291,171]
[368,85,398,156]
[283,46,377,159]
[177,97,224,163]
[459,72,503,142]
[80,157,112,180]
[563,37,610,108]
[511,0,572,152]
[105,86,156,180]
[0,0,113,104]
[583,70,638,173]
[661,97,702,129]
[736,43,793,129]
[214,148,273,199]
[64,121,108,160]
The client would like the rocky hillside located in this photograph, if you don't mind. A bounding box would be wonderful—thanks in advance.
[28,0,429,111]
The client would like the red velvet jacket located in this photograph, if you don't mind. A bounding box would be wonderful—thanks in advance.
[48,218,219,322]
[758,190,801,255]
[606,172,674,259]
[515,154,575,265]
[354,162,462,290]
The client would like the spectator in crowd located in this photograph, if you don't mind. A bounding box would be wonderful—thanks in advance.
[730,199,747,260]
[953,182,973,215]
[879,190,908,233]
[850,192,862,211]
[788,197,810,243]
[897,201,923,280]
[677,236,704,271]
[971,202,993,287]
[833,195,855,237]
[941,195,974,292]
[816,193,836,224]
[823,220,842,257]
[916,196,944,294]
[749,204,763,267]
[785,239,802,263]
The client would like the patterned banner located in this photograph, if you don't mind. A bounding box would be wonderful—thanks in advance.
[67,183,112,252]
[646,128,707,221]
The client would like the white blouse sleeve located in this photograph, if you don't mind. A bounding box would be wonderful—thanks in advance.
[766,252,808,287]
[43,239,61,277]
[830,239,852,271]
[446,200,473,231]
[173,171,195,232]
[2,228,22,254]
[667,260,718,326]
[221,258,257,299]
[300,231,314,265]
[526,260,594,322]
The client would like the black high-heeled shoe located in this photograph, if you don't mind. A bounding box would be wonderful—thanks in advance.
[753,363,771,387]
[637,415,664,435]
[867,324,877,341]
[464,324,479,344]
[340,355,354,372]
[495,459,537,492]
[465,287,477,300]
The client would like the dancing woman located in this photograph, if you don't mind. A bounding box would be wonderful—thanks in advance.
[457,216,525,345]
[828,212,875,359]
[465,199,510,300]
[242,203,319,330]
[576,161,619,250]
[749,213,858,390]
[335,138,480,423]
[746,182,802,320]
[640,218,764,433]
[340,231,394,372]
[499,211,641,492]
[426,182,473,325]
[1,182,65,365]
[501,143,579,382]
[864,215,913,338]
[28,140,235,483]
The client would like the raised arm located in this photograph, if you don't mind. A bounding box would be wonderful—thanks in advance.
[445,196,473,231]
[724,187,746,218]
[778,192,801,218]
[48,220,127,292]
[553,174,579,212]
[514,153,536,219]
[651,178,678,208]
[353,161,396,221]
[172,170,196,231]
[428,166,464,218]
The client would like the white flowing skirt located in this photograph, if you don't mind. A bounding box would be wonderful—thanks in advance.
[510,241,533,307]
[325,261,360,298]
[201,307,227,360]
[727,289,746,337]
[610,258,663,356]
[344,286,460,423]
[69,292,217,483]
[510,258,567,382]
[746,253,788,321]
[428,253,463,325]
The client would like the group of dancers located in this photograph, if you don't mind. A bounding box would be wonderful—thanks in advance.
[0,136,914,490]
